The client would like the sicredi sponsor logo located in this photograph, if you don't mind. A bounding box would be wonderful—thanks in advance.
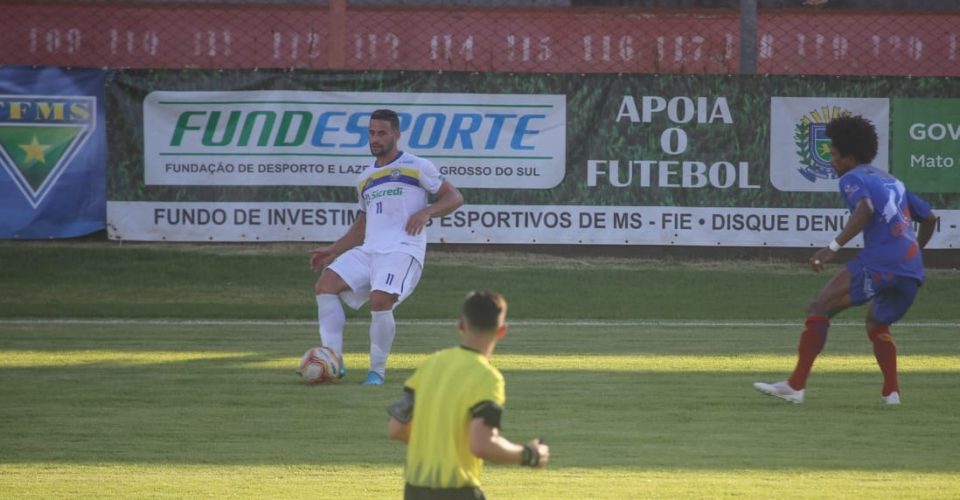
[364,187,403,202]
[144,91,566,189]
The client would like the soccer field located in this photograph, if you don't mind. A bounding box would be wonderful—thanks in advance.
[2,320,959,499]
[1,244,959,498]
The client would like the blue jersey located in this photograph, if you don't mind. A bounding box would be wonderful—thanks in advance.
[838,165,933,282]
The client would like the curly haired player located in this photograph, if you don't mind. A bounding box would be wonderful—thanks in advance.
[754,114,939,405]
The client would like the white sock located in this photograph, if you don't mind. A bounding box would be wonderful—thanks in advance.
[316,294,345,358]
[369,310,396,378]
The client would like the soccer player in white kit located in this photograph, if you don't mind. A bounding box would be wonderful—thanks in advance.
[310,109,464,385]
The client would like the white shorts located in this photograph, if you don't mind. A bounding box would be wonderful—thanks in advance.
[327,248,423,310]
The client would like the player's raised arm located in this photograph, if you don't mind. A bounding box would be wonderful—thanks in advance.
[809,197,873,273]
[405,180,463,236]
[834,196,874,248]
[429,180,464,217]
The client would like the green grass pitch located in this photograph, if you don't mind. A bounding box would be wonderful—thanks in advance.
[1,242,959,498]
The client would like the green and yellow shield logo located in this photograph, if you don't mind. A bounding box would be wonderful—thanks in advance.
[0,96,96,207]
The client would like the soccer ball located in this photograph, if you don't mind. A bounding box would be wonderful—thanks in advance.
[298,346,341,384]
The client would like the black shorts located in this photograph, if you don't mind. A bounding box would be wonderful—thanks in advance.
[404,483,485,500]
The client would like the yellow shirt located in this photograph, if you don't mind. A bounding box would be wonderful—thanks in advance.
[404,346,506,488]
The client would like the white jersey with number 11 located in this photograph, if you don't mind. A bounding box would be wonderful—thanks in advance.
[356,151,443,265]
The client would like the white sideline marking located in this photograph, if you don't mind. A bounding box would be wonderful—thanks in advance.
[1,319,958,328]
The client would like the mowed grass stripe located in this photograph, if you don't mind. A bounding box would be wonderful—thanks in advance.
[1,464,958,499]
[4,351,960,373]
[4,318,960,328]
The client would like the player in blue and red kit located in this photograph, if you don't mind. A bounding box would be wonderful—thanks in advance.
[754,114,939,405]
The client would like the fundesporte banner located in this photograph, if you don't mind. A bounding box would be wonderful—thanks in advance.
[141,90,565,190]
[105,70,959,248]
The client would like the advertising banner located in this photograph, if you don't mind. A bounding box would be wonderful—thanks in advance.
[142,91,565,189]
[0,67,106,239]
[108,201,866,247]
[105,70,960,248]
[770,97,889,192]
[891,98,960,193]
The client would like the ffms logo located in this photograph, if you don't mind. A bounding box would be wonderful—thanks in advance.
[0,96,97,208]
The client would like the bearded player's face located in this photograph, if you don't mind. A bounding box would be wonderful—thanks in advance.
[368,118,399,160]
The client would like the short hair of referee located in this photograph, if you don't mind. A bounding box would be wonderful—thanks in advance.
[462,291,507,334]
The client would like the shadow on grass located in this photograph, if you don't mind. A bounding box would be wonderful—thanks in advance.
[1,322,956,356]
[1,357,958,472]
[2,322,957,470]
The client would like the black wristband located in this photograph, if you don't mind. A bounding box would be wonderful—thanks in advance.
[521,444,540,467]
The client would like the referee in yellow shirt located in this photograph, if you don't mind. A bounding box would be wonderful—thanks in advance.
[387,290,550,499]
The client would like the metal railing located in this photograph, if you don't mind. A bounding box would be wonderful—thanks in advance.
[2,0,958,75]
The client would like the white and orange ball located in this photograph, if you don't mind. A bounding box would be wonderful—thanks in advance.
[298,346,341,384]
